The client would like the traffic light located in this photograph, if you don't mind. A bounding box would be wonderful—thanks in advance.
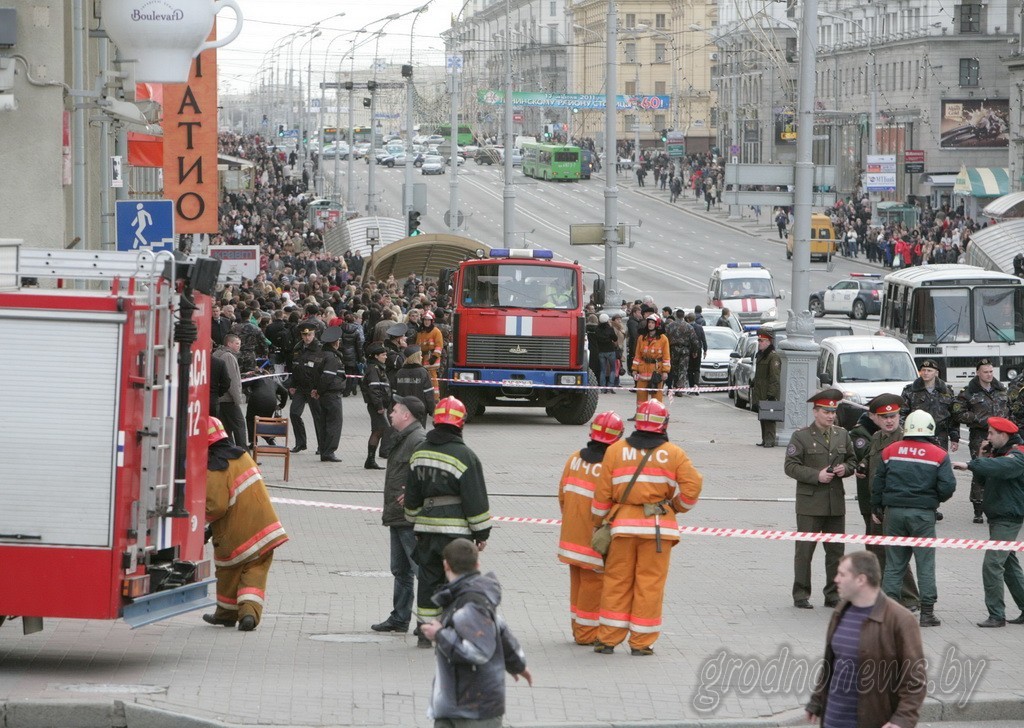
[408,210,422,236]
[543,123,552,139]
[363,97,371,109]
[278,124,284,137]
[661,128,668,142]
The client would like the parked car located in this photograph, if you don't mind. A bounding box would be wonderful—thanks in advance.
[808,273,885,320]
[816,335,918,429]
[698,326,741,387]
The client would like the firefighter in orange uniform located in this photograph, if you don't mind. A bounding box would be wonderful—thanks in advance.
[631,313,671,406]
[416,310,444,396]
[557,410,625,645]
[202,417,289,632]
[591,400,703,655]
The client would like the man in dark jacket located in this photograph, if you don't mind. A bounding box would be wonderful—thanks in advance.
[362,343,391,470]
[419,539,531,723]
[287,322,323,454]
[394,346,436,424]
[593,313,620,392]
[339,313,365,396]
[952,358,1009,523]
[953,416,1024,627]
[751,329,781,447]
[683,312,707,395]
[900,359,959,452]
[806,551,925,727]
[666,310,699,391]
[371,395,427,635]
[872,410,957,627]
[313,326,346,462]
[405,397,491,635]
[851,394,920,611]
[244,362,288,448]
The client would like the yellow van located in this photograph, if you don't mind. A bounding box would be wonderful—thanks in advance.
[786,213,837,261]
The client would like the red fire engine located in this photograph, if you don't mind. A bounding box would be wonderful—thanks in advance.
[0,246,221,633]
[441,248,600,424]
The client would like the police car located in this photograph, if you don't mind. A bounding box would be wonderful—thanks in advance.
[808,273,884,320]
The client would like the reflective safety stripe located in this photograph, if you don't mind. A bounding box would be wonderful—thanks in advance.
[416,605,442,620]
[558,544,604,567]
[216,597,240,611]
[414,523,473,536]
[217,523,288,567]
[237,587,266,606]
[611,473,678,487]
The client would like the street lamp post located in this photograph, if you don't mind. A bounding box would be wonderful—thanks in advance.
[603,0,619,305]
[404,5,431,234]
[300,30,322,178]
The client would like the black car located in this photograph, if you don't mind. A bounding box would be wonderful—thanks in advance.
[808,274,884,320]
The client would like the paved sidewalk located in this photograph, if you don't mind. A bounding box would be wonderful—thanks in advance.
[3,391,1024,727]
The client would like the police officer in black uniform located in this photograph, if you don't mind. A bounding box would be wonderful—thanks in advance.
[288,322,323,454]
[314,326,346,462]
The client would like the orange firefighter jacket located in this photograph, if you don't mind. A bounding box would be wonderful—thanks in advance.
[557,448,607,569]
[632,334,671,382]
[416,327,444,369]
[591,439,702,540]
[206,452,289,569]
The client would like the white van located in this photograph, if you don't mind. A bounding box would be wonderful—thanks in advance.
[707,262,782,327]
[816,335,918,428]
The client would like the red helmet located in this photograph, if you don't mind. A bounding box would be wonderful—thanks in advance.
[207,416,229,445]
[434,396,468,428]
[422,310,435,321]
[645,313,661,325]
[635,400,669,433]
[590,411,625,444]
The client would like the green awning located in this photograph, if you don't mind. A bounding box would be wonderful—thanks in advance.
[953,166,1010,197]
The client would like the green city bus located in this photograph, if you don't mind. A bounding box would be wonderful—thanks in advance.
[521,143,582,181]
[434,124,475,146]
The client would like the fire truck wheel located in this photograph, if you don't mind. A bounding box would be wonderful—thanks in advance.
[453,388,484,422]
[552,387,599,425]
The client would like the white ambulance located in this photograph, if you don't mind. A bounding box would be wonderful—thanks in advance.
[707,262,782,327]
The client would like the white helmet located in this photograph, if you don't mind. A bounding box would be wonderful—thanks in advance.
[904,410,936,438]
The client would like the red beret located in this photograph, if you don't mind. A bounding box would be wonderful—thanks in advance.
[988,417,1019,435]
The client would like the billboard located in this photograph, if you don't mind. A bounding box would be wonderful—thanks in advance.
[477,90,670,111]
[939,99,1009,149]
[865,155,897,192]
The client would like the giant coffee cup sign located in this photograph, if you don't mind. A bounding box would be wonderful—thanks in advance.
[103,0,243,83]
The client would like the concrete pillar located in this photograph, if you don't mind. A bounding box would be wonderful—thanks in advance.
[776,310,820,443]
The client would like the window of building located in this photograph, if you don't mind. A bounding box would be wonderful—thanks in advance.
[548,25,557,44]
[625,80,637,95]
[625,13,636,29]
[655,42,666,62]
[959,58,980,86]
[550,1,556,16]
[624,42,636,63]
[959,4,982,33]
[655,80,666,94]
[655,13,666,29]
[654,113,666,129]
[625,113,637,130]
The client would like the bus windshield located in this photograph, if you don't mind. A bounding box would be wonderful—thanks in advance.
[908,288,970,343]
[974,287,1024,343]
[461,264,578,310]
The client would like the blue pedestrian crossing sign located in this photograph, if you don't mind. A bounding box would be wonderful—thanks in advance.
[116,200,175,252]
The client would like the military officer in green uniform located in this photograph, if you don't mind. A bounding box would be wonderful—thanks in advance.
[856,394,921,610]
[784,388,858,609]
[752,328,782,447]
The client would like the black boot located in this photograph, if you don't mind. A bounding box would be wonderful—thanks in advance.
[919,605,941,627]
[365,444,384,470]
[973,503,984,524]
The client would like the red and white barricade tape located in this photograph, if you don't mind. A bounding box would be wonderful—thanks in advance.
[270,497,1024,552]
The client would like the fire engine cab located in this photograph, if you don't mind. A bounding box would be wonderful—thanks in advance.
[441,248,600,424]
[0,244,221,633]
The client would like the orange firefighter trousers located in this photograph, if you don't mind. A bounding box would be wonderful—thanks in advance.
[596,537,673,650]
[569,565,603,645]
[213,550,274,625]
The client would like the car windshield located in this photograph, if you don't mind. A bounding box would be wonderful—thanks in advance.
[836,351,917,382]
[705,329,740,350]
[461,263,578,309]
[722,277,774,298]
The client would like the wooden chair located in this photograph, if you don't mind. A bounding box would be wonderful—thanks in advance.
[252,416,291,482]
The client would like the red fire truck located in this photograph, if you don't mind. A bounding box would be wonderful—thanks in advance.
[441,248,600,424]
[0,246,221,633]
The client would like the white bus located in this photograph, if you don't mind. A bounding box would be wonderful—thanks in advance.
[879,264,1024,385]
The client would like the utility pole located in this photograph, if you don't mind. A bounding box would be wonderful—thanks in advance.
[603,0,619,304]
[367,81,378,216]
[448,53,462,233]
[502,0,517,247]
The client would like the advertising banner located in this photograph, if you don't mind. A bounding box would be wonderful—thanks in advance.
[904,149,925,174]
[477,90,670,111]
[939,99,1009,149]
[208,245,260,283]
[865,154,897,192]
